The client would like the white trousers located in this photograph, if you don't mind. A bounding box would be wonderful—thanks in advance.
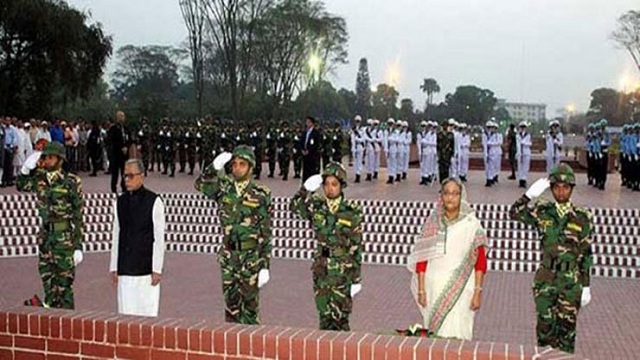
[118,275,160,317]
[374,148,381,172]
[458,153,469,176]
[387,150,397,177]
[518,155,531,181]
[366,145,376,173]
[420,153,428,177]
[354,148,364,175]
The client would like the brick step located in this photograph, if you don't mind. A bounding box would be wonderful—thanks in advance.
[2,234,637,266]
[2,193,639,218]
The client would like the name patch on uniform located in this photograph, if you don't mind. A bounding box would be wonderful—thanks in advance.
[338,218,352,227]
[242,200,259,208]
[567,222,582,233]
[53,188,68,194]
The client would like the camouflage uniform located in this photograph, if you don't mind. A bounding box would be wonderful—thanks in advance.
[437,126,454,183]
[277,123,293,180]
[194,145,272,324]
[290,162,363,331]
[509,164,593,353]
[265,124,278,178]
[16,142,84,309]
[330,124,344,162]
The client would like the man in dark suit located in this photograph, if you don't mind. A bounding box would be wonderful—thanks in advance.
[108,111,130,193]
[302,116,321,182]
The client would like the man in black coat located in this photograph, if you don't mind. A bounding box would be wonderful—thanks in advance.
[107,111,130,193]
[302,116,321,182]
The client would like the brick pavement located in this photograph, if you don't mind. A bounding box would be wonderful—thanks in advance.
[0,253,638,359]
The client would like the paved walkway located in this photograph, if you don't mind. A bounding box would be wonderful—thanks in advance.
[1,167,637,208]
[1,166,639,359]
[0,253,638,359]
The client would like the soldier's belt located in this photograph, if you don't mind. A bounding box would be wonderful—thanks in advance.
[45,220,70,232]
[320,247,347,257]
[227,239,258,251]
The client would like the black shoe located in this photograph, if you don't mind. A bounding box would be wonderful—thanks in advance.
[170,173,175,178]
[162,171,167,175]
[459,175,467,183]
[387,176,394,184]
[519,180,527,188]
[268,173,274,178]
[366,174,372,181]
[373,172,378,179]
[355,175,361,183]
[420,177,426,185]
[588,178,593,185]
[493,175,499,183]
[402,172,407,180]
[89,173,97,177]
[508,174,516,180]
[395,175,401,182]
[293,174,301,179]
[485,180,492,187]
[283,175,288,181]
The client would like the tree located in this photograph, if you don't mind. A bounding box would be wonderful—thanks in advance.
[420,78,440,109]
[253,0,347,118]
[355,58,371,116]
[399,98,415,125]
[0,0,112,117]
[444,85,497,125]
[612,10,640,74]
[371,83,399,120]
[180,0,207,117]
[338,88,357,117]
[293,80,348,120]
[111,45,184,120]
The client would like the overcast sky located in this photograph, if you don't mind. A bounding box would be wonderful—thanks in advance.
[67,0,639,116]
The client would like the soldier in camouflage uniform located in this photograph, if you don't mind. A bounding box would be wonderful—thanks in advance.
[292,121,304,179]
[290,162,363,331]
[509,163,593,354]
[265,122,278,178]
[184,125,197,175]
[194,145,273,324]
[277,121,293,180]
[17,142,84,309]
[437,120,454,183]
[248,122,264,180]
[160,121,176,177]
[330,122,344,162]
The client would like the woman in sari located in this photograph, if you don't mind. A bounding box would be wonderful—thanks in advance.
[407,177,488,340]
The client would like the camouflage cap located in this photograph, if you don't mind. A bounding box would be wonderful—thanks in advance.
[549,163,575,186]
[322,161,348,188]
[232,145,255,167]
[41,142,66,161]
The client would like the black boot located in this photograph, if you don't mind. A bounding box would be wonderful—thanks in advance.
[395,174,401,182]
[519,180,526,188]
[387,176,394,184]
[493,175,499,183]
[293,173,301,179]
[283,174,288,181]
[508,173,516,180]
[402,172,407,180]
[420,177,426,185]
[366,174,372,181]
[268,173,274,178]
[373,171,378,179]
[485,180,492,187]
[459,175,467,183]
[355,174,361,183]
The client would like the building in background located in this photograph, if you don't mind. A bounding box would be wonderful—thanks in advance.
[497,99,547,125]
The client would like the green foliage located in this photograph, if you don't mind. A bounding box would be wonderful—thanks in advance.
[444,85,497,126]
[355,58,372,116]
[371,83,399,120]
[0,0,112,117]
[420,78,440,109]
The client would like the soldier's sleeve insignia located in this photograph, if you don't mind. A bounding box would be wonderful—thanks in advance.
[566,222,582,233]
[337,218,352,227]
[242,200,259,208]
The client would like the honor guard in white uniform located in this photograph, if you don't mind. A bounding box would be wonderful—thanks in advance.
[350,115,365,182]
[516,121,532,188]
[457,123,470,182]
[545,120,563,173]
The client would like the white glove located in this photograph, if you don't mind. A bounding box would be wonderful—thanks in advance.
[303,174,323,192]
[581,287,591,307]
[350,283,362,297]
[525,178,550,199]
[213,152,232,170]
[73,250,83,266]
[635,154,639,161]
[21,151,42,174]
[257,269,270,288]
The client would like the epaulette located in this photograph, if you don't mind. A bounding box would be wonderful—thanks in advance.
[573,206,593,220]
[344,199,362,212]
[252,182,271,196]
